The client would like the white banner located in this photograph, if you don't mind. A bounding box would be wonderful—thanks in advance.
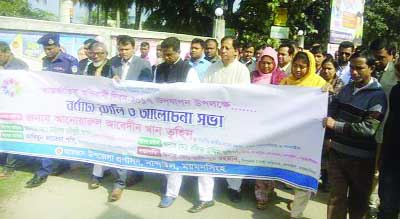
[0,70,328,191]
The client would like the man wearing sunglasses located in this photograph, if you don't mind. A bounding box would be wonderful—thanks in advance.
[337,41,355,85]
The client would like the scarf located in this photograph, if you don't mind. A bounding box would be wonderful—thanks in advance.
[280,51,327,88]
[251,47,286,85]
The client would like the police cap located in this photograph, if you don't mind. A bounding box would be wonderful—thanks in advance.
[37,33,60,46]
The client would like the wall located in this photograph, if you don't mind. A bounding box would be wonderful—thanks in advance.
[0,16,209,70]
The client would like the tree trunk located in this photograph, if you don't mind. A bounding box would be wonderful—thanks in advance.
[134,1,143,30]
[116,8,121,28]
[104,8,108,26]
[96,5,100,25]
[88,7,92,24]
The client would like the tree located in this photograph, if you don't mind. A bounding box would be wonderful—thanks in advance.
[143,0,214,36]
[232,0,279,47]
[0,0,57,21]
[363,0,400,45]
[232,0,330,48]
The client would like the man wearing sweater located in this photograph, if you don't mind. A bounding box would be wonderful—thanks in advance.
[324,50,387,219]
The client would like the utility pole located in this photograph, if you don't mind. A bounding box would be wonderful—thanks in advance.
[59,0,74,23]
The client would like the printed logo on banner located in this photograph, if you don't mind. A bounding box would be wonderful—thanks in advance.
[55,147,64,156]
[1,78,22,97]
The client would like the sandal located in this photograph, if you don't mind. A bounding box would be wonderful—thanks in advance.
[256,200,268,210]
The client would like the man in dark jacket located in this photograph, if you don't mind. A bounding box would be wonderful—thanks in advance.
[77,38,97,75]
[86,42,111,78]
[323,50,387,219]
[155,37,199,83]
[378,62,400,219]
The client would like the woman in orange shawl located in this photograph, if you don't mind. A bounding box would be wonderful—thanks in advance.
[281,51,327,219]
[280,51,327,87]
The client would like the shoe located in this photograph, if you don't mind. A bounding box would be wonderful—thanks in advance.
[158,196,176,208]
[287,200,293,211]
[227,188,242,203]
[319,182,330,193]
[188,201,215,213]
[89,176,101,189]
[109,188,123,202]
[0,168,14,180]
[256,200,268,210]
[51,164,70,176]
[126,173,144,187]
[366,207,378,219]
[25,175,47,188]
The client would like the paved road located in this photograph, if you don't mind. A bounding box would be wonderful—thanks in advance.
[0,167,328,219]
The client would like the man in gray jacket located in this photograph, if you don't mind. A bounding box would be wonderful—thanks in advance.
[106,35,152,202]
[110,35,153,82]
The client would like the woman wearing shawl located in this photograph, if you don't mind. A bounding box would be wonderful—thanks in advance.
[320,56,345,95]
[251,47,286,210]
[251,47,286,85]
[319,56,345,192]
[280,51,327,219]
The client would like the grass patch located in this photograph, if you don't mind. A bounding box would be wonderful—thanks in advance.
[0,167,34,202]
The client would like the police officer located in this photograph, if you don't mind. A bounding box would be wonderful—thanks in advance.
[38,33,78,74]
[25,33,77,188]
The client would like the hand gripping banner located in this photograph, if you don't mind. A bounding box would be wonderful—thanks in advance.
[0,70,328,192]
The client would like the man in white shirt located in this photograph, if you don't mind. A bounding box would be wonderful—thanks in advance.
[203,36,250,204]
[278,42,296,76]
[336,41,355,85]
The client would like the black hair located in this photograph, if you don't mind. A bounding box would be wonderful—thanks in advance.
[140,41,150,48]
[279,42,295,55]
[0,41,11,53]
[205,38,218,47]
[191,38,206,49]
[322,55,339,69]
[369,38,397,56]
[83,38,97,45]
[293,52,310,66]
[117,35,135,47]
[242,42,255,50]
[339,41,355,51]
[350,49,377,67]
[161,37,180,52]
[310,44,325,55]
[221,36,240,50]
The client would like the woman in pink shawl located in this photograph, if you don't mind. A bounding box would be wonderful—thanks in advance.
[251,47,286,85]
[251,47,285,210]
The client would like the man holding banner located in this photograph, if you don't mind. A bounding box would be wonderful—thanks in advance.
[204,36,250,205]
[25,33,78,188]
[155,37,204,211]
[324,50,387,219]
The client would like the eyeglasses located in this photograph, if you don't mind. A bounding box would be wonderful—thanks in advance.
[93,52,106,56]
[339,52,352,57]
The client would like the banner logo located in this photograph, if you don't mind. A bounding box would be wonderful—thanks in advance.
[1,78,22,97]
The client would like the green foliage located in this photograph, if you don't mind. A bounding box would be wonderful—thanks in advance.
[363,0,400,45]
[0,0,57,21]
[143,0,214,36]
[233,0,330,48]
[233,0,279,48]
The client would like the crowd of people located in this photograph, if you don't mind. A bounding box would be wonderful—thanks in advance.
[0,32,399,219]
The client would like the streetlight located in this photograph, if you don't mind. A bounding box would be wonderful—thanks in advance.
[297,30,305,49]
[213,7,225,42]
